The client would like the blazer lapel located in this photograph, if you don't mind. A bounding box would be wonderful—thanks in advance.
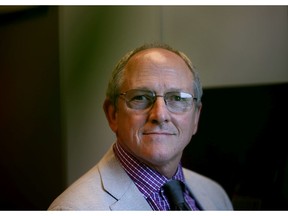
[110,182,151,210]
[98,146,152,210]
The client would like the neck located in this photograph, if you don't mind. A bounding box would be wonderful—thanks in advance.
[152,164,179,179]
[115,142,183,179]
[140,154,183,179]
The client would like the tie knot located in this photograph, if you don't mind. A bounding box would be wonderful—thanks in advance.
[162,180,191,210]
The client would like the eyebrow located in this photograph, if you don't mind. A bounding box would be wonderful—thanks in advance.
[130,87,191,93]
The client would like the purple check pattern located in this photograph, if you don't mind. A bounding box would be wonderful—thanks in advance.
[113,142,199,210]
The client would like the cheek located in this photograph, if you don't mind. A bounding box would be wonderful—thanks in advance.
[191,108,201,135]
[117,111,146,142]
[177,114,195,143]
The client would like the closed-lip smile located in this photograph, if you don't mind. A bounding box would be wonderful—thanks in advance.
[143,131,176,135]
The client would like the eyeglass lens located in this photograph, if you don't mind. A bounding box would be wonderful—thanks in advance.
[120,89,194,113]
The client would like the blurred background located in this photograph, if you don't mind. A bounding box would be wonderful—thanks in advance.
[0,6,287,210]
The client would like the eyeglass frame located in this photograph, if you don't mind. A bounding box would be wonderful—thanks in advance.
[117,89,198,113]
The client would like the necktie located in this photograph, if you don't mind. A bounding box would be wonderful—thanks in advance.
[162,180,191,210]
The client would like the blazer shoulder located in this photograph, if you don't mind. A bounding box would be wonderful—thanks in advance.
[48,163,116,210]
[48,147,120,210]
[48,146,151,210]
[183,168,233,210]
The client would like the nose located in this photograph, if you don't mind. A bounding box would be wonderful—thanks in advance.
[148,96,171,124]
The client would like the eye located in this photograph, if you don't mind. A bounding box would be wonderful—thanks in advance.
[130,95,150,102]
[167,94,184,102]
[173,95,182,101]
[128,93,154,110]
[166,92,192,102]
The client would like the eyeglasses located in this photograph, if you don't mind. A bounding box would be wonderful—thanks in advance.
[119,89,197,113]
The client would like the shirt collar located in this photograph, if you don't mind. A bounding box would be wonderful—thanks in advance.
[113,142,186,199]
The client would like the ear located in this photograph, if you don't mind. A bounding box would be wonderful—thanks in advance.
[192,103,202,135]
[103,99,118,133]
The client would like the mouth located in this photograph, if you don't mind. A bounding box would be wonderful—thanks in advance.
[142,131,176,136]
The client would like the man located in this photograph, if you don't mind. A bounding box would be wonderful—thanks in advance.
[48,43,233,210]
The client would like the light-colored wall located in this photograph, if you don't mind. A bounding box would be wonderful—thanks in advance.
[162,6,288,87]
[59,6,288,185]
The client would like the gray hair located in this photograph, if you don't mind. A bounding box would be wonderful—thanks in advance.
[105,43,203,108]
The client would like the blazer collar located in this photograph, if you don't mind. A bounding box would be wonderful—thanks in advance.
[98,146,152,210]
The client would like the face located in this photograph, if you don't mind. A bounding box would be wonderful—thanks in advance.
[104,48,201,176]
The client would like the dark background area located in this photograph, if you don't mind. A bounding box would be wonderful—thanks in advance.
[0,7,65,210]
[182,83,288,210]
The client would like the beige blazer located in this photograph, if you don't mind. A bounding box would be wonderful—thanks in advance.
[48,146,233,210]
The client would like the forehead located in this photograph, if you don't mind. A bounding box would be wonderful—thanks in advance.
[122,48,194,91]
